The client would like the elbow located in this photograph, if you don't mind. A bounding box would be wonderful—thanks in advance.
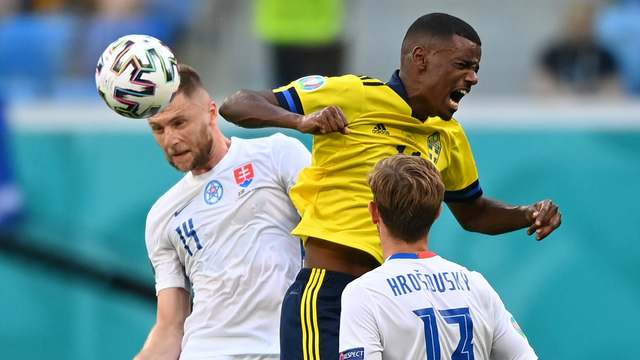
[218,91,243,123]
[457,218,482,233]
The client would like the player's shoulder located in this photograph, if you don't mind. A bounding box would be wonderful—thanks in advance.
[309,73,384,89]
[436,256,494,290]
[147,174,191,221]
[233,133,307,153]
[355,74,386,86]
[434,255,475,273]
[332,74,385,87]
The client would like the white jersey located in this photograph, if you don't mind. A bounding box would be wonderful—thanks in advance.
[339,252,537,360]
[146,133,311,359]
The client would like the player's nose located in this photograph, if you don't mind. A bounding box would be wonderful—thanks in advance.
[163,127,179,147]
[465,70,478,86]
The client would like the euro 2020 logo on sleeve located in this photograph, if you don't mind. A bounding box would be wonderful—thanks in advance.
[295,75,326,91]
[204,180,224,205]
[511,316,527,339]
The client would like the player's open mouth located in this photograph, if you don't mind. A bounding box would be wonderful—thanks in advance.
[173,150,190,158]
[449,89,469,109]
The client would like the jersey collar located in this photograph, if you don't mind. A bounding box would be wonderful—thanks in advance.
[386,70,409,101]
[387,251,437,260]
[386,70,424,121]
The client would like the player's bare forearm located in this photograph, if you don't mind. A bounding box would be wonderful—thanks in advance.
[220,90,350,135]
[133,323,183,360]
[446,195,561,240]
[447,196,531,234]
[134,287,190,360]
[219,90,303,130]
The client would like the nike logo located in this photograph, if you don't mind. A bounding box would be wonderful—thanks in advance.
[174,199,194,217]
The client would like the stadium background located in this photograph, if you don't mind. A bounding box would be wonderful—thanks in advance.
[1,0,639,359]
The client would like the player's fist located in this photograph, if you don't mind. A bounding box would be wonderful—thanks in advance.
[525,199,561,241]
[298,106,349,135]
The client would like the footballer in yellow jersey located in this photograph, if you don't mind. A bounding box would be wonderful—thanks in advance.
[220,13,561,360]
[274,72,482,263]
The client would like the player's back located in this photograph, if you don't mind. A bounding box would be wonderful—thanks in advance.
[340,253,537,360]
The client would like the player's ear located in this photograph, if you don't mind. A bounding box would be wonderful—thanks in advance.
[368,201,380,224]
[435,203,443,221]
[412,46,428,70]
[209,101,218,123]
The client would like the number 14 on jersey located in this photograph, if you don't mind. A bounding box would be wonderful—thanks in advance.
[175,218,202,256]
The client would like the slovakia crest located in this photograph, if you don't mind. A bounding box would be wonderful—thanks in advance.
[204,180,224,205]
[233,163,254,188]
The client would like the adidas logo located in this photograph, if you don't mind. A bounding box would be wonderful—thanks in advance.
[372,123,390,136]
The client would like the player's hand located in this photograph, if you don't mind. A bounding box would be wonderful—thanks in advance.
[298,106,349,135]
[525,200,561,240]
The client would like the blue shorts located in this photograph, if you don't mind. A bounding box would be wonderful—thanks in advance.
[280,268,358,360]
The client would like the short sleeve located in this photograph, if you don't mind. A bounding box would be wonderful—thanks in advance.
[145,210,190,295]
[441,124,483,202]
[485,281,538,360]
[269,133,311,192]
[339,283,383,360]
[272,75,365,121]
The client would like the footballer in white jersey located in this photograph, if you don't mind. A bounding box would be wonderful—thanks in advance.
[146,133,310,359]
[339,251,538,360]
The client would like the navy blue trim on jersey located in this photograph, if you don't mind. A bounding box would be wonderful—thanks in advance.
[274,88,304,115]
[388,253,420,260]
[388,251,436,260]
[360,75,384,85]
[386,70,409,102]
[444,179,483,203]
[385,70,425,120]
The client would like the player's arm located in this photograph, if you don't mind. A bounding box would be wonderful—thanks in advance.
[133,287,191,360]
[219,89,349,134]
[271,134,311,191]
[483,278,538,360]
[339,283,383,360]
[446,196,561,240]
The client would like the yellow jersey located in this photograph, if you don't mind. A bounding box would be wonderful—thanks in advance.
[273,71,483,263]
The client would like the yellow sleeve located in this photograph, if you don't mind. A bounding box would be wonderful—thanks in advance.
[272,75,364,121]
[440,123,483,202]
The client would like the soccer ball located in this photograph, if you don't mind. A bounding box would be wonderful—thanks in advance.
[95,34,180,119]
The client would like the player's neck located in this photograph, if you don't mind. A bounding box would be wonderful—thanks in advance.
[381,233,431,260]
[192,133,231,176]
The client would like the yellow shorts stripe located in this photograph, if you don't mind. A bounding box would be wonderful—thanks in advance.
[300,268,326,360]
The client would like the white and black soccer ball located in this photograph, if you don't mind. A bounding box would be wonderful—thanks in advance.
[95,34,180,119]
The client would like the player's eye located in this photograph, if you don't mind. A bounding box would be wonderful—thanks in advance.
[172,118,188,127]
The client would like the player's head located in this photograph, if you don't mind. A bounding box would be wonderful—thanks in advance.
[367,154,444,243]
[148,64,219,174]
[400,13,482,120]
